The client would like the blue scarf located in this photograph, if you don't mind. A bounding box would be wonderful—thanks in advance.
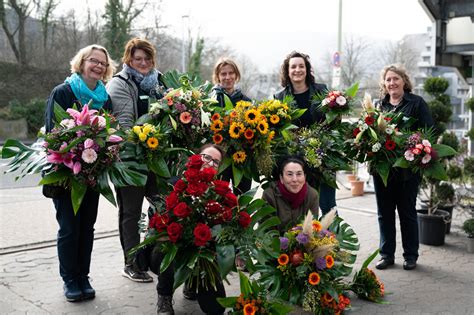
[64,73,108,110]
[123,64,159,97]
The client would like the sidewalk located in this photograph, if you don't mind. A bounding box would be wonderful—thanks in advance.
[1,181,473,314]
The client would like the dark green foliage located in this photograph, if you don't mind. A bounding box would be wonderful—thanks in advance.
[423,77,449,97]
[435,182,455,203]
[462,218,474,237]
[1,98,46,136]
[464,157,474,179]
[188,38,204,81]
[428,99,451,135]
[465,97,474,112]
[436,94,451,107]
[440,132,459,153]
[446,164,462,181]
[467,128,474,141]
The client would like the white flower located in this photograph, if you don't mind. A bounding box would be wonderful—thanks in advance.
[421,154,432,164]
[372,143,381,152]
[335,96,347,106]
[81,148,97,164]
[404,150,415,161]
[385,126,394,135]
[96,116,106,129]
[422,139,431,147]
[359,123,368,131]
[60,119,76,129]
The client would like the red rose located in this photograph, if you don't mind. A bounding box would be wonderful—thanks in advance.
[186,154,204,169]
[365,116,375,125]
[174,179,187,193]
[193,223,212,246]
[223,192,238,208]
[385,139,396,151]
[149,213,169,232]
[206,200,223,215]
[184,168,200,183]
[213,180,231,195]
[167,222,183,243]
[201,167,217,182]
[238,211,251,228]
[165,192,179,210]
[174,202,192,218]
[222,208,233,222]
[186,182,208,196]
[352,127,360,137]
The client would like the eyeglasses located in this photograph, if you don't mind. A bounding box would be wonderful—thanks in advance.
[85,58,109,67]
[200,153,221,168]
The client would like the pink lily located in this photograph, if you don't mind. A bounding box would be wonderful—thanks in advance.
[72,162,82,175]
[62,153,75,169]
[108,135,123,143]
[46,150,64,164]
[84,138,95,149]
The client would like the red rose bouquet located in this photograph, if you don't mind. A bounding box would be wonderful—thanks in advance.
[141,154,251,290]
[314,82,359,124]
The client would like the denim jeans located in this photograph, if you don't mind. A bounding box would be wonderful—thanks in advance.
[54,189,99,282]
[373,173,421,261]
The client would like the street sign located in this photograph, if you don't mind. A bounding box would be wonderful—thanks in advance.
[333,51,341,67]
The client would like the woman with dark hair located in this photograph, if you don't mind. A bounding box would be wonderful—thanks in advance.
[262,156,319,233]
[107,38,166,283]
[273,51,336,216]
[374,64,434,271]
[45,44,115,302]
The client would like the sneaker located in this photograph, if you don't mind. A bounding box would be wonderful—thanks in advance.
[78,276,96,300]
[122,265,153,283]
[182,283,197,300]
[157,294,175,315]
[63,279,82,302]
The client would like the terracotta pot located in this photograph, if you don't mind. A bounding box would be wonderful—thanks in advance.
[350,180,364,196]
[347,174,357,182]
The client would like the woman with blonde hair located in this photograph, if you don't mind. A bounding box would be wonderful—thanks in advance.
[44,44,115,302]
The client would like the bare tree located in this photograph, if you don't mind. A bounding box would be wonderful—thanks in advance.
[0,0,35,66]
[34,0,56,65]
[340,34,371,89]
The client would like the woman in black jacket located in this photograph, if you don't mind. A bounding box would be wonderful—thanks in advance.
[374,64,434,271]
[44,44,115,302]
[273,51,336,215]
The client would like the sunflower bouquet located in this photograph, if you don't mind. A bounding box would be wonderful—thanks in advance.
[256,210,359,313]
[346,93,409,186]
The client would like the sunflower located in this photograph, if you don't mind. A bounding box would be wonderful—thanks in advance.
[308,272,321,285]
[233,151,247,164]
[210,120,224,132]
[146,137,159,150]
[243,303,256,315]
[244,128,255,140]
[277,253,289,265]
[229,122,245,139]
[244,109,260,125]
[326,255,335,268]
[211,113,221,121]
[212,133,223,145]
[270,114,280,124]
[256,120,269,135]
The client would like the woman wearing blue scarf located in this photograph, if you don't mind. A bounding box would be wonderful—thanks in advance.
[106,38,166,287]
[44,44,115,302]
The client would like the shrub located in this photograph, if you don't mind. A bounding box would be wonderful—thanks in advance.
[446,163,462,181]
[435,182,455,204]
[467,128,474,141]
[465,97,474,112]
[423,77,449,97]
[4,98,45,136]
[440,131,459,153]
[462,218,474,238]
[464,157,474,180]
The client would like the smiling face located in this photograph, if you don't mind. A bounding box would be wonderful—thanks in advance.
[81,49,108,87]
[130,48,153,75]
[384,70,405,101]
[217,64,237,94]
[288,57,307,86]
[280,162,306,194]
[200,146,222,170]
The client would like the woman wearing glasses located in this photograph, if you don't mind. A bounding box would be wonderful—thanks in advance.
[106,38,166,283]
[44,44,115,302]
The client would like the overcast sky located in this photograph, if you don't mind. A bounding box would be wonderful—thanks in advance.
[57,0,432,72]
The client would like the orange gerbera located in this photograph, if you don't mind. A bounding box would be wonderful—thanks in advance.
[146,137,159,150]
[270,114,280,124]
[277,253,289,265]
[312,220,322,232]
[308,272,320,285]
[233,151,247,164]
[243,303,256,315]
[167,97,173,105]
[179,111,192,124]
[211,113,221,121]
[322,292,334,303]
[210,120,224,132]
[244,128,255,140]
[230,111,238,118]
[326,255,335,268]
[213,133,223,144]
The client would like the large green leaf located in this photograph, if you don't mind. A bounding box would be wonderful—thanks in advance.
[239,271,252,296]
[216,297,238,308]
[232,164,243,187]
[223,94,234,111]
[216,244,235,278]
[424,162,448,180]
[361,248,380,269]
[160,243,178,273]
[70,178,87,215]
[149,156,171,178]
[96,172,116,206]
[378,162,390,187]
[433,143,457,158]
[345,82,360,98]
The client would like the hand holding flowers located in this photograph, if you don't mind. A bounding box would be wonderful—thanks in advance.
[315,82,359,124]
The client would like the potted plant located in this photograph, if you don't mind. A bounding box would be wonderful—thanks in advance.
[462,218,474,253]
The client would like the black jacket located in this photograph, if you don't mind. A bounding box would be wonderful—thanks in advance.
[212,85,251,107]
[45,83,112,132]
[273,82,327,127]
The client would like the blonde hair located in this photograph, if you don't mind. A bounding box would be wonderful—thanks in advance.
[212,57,241,85]
[70,44,116,82]
[122,38,157,68]
[379,64,413,99]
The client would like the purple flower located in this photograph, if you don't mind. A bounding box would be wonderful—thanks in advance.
[315,257,326,270]
[296,232,309,245]
[175,103,186,112]
[279,237,289,250]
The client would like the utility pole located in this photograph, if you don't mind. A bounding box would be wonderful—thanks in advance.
[181,15,189,73]
[332,0,342,88]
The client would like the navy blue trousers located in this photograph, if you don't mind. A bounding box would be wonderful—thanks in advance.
[373,173,421,262]
[53,189,99,282]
